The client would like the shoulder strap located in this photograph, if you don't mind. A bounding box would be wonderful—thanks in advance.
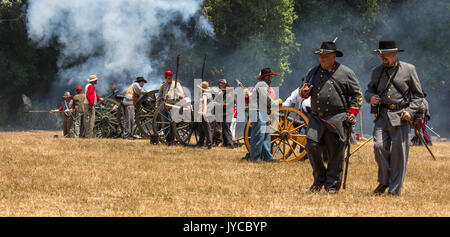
[378,63,400,97]
[387,68,409,102]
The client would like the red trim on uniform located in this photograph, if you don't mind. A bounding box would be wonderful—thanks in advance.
[348,107,359,116]
[260,72,279,78]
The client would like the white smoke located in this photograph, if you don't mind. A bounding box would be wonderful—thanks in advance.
[26,0,212,92]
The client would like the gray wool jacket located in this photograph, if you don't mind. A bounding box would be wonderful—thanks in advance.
[364,61,424,127]
[304,63,363,143]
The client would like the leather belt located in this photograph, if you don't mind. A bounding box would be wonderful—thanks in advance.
[380,103,408,111]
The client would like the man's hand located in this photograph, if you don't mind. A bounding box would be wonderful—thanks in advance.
[414,117,424,130]
[401,110,412,121]
[346,113,356,125]
[370,95,381,107]
[300,83,313,97]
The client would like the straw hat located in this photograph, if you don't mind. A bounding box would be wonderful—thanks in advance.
[197,81,210,92]
[87,75,99,82]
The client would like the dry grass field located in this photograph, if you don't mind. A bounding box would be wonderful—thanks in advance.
[0,130,448,217]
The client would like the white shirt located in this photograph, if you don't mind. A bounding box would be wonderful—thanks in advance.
[282,88,310,113]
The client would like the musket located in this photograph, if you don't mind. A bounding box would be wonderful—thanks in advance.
[201,54,207,81]
[408,120,436,160]
[425,124,441,138]
[342,123,353,189]
[342,136,375,189]
[26,110,64,113]
[173,55,180,100]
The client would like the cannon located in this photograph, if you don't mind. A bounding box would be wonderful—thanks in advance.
[134,90,159,138]
[243,106,309,162]
[93,90,157,139]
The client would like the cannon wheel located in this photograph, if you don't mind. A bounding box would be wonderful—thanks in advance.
[94,98,124,138]
[135,90,159,138]
[243,107,308,162]
[151,103,195,145]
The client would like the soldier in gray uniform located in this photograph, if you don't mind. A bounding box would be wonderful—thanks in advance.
[365,40,424,195]
[300,41,363,194]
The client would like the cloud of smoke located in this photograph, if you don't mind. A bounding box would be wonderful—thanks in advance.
[26,0,212,93]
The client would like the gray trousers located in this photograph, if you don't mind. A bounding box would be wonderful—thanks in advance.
[62,114,74,138]
[373,116,410,195]
[198,118,212,147]
[85,106,95,138]
[123,105,135,138]
[306,129,346,188]
[73,112,86,138]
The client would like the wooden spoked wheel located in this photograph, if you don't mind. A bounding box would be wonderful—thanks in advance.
[244,107,308,162]
[93,98,124,138]
[135,90,158,138]
[151,101,197,145]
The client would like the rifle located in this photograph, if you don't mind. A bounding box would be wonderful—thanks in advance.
[342,136,374,189]
[201,54,207,81]
[342,123,352,189]
[26,110,64,114]
[173,55,180,100]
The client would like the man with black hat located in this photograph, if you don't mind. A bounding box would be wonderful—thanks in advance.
[300,41,363,194]
[123,77,148,139]
[247,68,280,162]
[365,40,424,195]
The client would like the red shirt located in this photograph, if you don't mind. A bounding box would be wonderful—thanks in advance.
[85,84,101,106]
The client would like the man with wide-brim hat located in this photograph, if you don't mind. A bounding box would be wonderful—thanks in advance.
[84,75,103,138]
[58,91,74,138]
[122,77,148,139]
[365,39,424,195]
[246,67,280,162]
[300,40,363,194]
[313,41,344,57]
[196,81,213,149]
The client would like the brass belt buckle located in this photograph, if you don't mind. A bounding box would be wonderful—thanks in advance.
[389,104,397,110]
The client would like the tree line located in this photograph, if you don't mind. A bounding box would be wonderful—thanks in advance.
[1,0,449,135]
